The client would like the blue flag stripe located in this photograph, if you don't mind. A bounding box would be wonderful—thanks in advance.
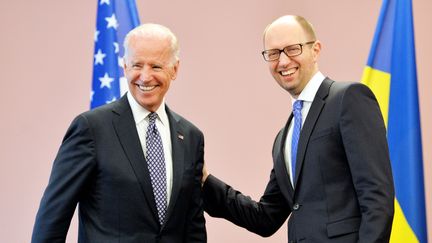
[366,0,394,73]
[387,0,427,241]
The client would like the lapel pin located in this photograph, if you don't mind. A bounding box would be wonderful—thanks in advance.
[178,134,184,140]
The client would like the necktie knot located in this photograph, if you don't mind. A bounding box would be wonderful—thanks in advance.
[293,100,303,115]
[148,112,158,125]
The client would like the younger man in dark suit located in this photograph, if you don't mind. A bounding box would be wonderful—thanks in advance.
[202,15,394,243]
[32,23,206,243]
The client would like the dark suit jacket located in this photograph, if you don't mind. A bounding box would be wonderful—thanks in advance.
[203,78,394,243]
[32,95,206,243]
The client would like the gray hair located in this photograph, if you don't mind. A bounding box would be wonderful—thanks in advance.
[123,23,179,64]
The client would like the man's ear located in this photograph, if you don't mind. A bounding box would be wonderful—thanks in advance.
[171,60,180,80]
[122,57,128,71]
[312,40,322,61]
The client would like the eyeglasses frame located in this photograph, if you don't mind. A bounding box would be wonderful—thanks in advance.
[261,41,316,61]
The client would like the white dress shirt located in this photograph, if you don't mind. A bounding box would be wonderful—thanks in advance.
[127,92,173,205]
[284,71,325,187]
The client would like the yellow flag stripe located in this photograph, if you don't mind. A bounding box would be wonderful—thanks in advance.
[390,199,419,242]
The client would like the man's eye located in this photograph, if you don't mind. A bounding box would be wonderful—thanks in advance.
[286,47,301,54]
[268,52,279,58]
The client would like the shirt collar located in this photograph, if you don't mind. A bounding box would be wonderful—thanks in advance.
[127,92,169,127]
[292,71,325,105]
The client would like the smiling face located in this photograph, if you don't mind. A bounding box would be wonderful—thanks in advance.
[123,34,179,112]
[264,17,321,98]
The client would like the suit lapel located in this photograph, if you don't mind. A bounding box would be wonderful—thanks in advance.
[163,106,185,224]
[294,78,333,188]
[274,114,295,200]
[111,96,159,221]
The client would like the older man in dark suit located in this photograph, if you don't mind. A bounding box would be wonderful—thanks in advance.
[202,15,394,243]
[32,23,206,243]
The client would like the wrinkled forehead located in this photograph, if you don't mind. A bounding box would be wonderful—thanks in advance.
[126,36,173,62]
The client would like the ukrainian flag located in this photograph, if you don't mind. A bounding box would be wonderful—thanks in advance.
[361,0,428,242]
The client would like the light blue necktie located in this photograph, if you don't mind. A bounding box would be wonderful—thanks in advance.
[291,100,303,184]
[146,112,167,225]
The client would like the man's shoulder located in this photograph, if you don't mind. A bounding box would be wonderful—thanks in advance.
[71,98,126,127]
[324,80,377,111]
[326,79,372,96]
[78,103,109,122]
[166,107,202,134]
[328,79,370,90]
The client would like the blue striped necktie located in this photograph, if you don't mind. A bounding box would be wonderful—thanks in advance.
[146,112,167,225]
[291,100,303,185]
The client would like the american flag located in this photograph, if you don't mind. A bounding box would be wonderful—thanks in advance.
[91,0,140,109]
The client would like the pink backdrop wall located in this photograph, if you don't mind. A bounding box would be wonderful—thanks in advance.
[0,1,430,242]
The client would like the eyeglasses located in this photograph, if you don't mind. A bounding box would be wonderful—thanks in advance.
[261,41,316,61]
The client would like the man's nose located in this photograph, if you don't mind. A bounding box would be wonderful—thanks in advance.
[278,51,292,65]
[140,66,153,81]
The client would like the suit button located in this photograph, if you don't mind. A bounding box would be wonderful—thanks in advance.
[293,203,300,211]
